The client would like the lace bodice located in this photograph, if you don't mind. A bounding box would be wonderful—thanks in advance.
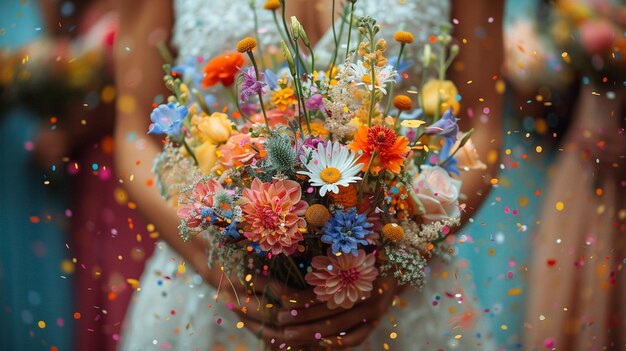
[173,0,451,86]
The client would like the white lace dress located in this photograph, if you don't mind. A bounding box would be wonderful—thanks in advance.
[119,1,495,350]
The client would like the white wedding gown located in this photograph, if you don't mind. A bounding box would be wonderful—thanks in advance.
[120,1,495,350]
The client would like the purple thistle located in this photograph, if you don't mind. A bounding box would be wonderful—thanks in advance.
[239,67,267,102]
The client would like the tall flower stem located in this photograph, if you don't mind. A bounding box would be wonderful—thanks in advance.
[291,40,311,134]
[250,2,265,71]
[367,28,377,127]
[280,0,308,76]
[358,150,378,201]
[345,1,356,59]
[181,138,199,165]
[246,51,270,129]
[328,0,338,72]
[272,11,289,46]
[328,3,348,75]
[304,42,315,73]
[384,43,405,116]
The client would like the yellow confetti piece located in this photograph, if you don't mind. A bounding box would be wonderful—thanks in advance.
[535,146,542,153]
[400,119,426,128]
[501,324,508,330]
[126,278,140,290]
[236,322,244,329]
[389,332,397,340]
[38,321,46,329]
[178,263,186,274]
[508,288,522,296]
[555,201,564,211]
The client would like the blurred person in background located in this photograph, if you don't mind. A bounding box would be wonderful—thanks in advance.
[518,0,625,349]
[1,0,153,350]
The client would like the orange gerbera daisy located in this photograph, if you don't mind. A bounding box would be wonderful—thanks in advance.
[202,52,245,88]
[349,125,410,174]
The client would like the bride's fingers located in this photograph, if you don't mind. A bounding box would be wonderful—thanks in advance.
[280,303,381,342]
[276,298,370,327]
[322,321,378,349]
[237,315,309,348]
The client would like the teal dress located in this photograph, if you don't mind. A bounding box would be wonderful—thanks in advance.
[456,0,556,349]
[0,2,74,350]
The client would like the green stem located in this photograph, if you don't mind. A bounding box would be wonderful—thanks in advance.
[329,3,348,74]
[251,2,265,71]
[367,28,377,127]
[280,1,308,76]
[329,0,338,72]
[358,150,378,201]
[192,88,211,115]
[293,72,311,134]
[247,51,270,129]
[345,2,356,59]
[305,42,315,73]
[227,83,254,125]
[440,128,474,167]
[384,43,405,116]
[272,11,289,46]
[182,138,199,165]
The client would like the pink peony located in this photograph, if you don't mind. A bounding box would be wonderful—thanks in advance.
[305,249,379,309]
[413,166,461,224]
[177,179,224,228]
[242,179,308,255]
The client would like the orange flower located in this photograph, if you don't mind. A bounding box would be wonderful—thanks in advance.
[272,87,297,111]
[349,125,410,174]
[202,52,245,88]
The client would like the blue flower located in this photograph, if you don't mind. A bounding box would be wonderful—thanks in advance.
[321,208,373,256]
[148,103,188,139]
[438,136,460,176]
[264,69,278,90]
[172,57,203,87]
[425,108,459,140]
[388,56,414,83]
[223,221,240,239]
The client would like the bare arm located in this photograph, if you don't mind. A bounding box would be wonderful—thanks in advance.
[451,0,504,221]
[114,0,212,280]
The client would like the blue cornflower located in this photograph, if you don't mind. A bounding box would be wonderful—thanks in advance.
[223,221,240,239]
[321,208,373,256]
[148,103,188,139]
[425,108,459,141]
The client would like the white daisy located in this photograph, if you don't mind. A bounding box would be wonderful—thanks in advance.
[347,61,397,95]
[298,141,363,197]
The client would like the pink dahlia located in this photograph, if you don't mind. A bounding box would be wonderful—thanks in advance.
[177,178,224,228]
[305,249,379,309]
[242,179,308,255]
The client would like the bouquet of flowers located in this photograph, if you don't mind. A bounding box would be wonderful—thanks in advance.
[150,0,483,311]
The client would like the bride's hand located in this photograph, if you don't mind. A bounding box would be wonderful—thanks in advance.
[247,277,400,349]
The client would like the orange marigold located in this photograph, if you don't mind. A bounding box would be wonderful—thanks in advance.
[393,95,413,111]
[271,87,297,111]
[393,31,415,44]
[263,0,281,10]
[236,37,257,53]
[349,125,410,174]
[329,184,358,209]
[202,52,245,88]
